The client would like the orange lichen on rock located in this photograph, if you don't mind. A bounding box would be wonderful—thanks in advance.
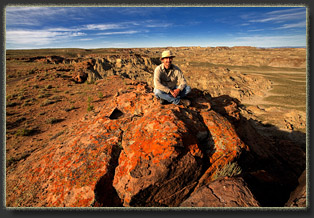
[6,79,255,207]
[196,110,249,186]
[6,111,125,207]
[113,106,204,206]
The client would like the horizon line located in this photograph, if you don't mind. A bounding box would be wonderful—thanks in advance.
[6,45,307,50]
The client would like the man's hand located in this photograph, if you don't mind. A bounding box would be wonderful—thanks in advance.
[170,89,180,98]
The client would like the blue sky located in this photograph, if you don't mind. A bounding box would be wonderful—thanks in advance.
[5,6,307,49]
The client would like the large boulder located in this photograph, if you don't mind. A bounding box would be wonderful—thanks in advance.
[109,82,249,206]
[180,177,260,207]
[113,107,204,206]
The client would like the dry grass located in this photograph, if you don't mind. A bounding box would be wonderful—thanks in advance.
[259,72,306,112]
[213,162,242,180]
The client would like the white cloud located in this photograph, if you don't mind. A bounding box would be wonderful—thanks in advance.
[46,27,82,32]
[96,30,139,35]
[241,7,306,35]
[139,19,173,28]
[247,29,266,32]
[266,7,305,15]
[232,34,306,47]
[44,24,124,32]
[6,6,70,26]
[6,6,58,16]
[275,21,306,29]
[71,32,86,36]
[77,38,93,41]
[5,18,171,48]
[248,7,306,23]
[83,20,172,30]
[84,24,122,30]
[6,29,85,46]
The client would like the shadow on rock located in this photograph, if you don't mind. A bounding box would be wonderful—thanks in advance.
[208,93,306,207]
[92,144,123,207]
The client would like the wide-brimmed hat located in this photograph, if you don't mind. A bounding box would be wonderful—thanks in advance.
[161,50,175,59]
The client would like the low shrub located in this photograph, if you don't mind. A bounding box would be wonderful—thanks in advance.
[15,127,37,136]
[213,162,242,180]
[46,118,63,124]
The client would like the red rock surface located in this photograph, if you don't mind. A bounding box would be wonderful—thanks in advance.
[180,177,260,207]
[195,110,248,188]
[5,78,306,207]
[6,109,124,207]
[113,107,204,206]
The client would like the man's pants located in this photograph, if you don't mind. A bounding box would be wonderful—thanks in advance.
[154,86,191,105]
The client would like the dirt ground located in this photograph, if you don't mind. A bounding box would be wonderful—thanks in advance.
[6,61,125,173]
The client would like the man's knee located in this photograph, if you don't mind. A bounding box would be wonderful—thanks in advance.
[185,85,191,94]
[154,88,163,97]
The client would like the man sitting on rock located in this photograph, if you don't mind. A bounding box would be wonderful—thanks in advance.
[154,50,191,106]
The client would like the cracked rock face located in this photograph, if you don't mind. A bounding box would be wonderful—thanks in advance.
[180,177,260,207]
[113,107,204,206]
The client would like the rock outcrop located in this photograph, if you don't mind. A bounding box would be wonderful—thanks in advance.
[6,77,305,207]
[180,177,260,207]
[183,67,272,100]
[22,52,273,102]
[70,54,160,85]
[285,170,307,207]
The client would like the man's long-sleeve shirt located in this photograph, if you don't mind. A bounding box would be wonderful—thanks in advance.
[153,63,187,93]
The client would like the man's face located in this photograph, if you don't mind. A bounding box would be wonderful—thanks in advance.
[162,57,173,69]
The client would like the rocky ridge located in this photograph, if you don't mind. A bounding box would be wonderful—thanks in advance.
[67,52,305,138]
[24,53,273,102]
[6,77,306,207]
